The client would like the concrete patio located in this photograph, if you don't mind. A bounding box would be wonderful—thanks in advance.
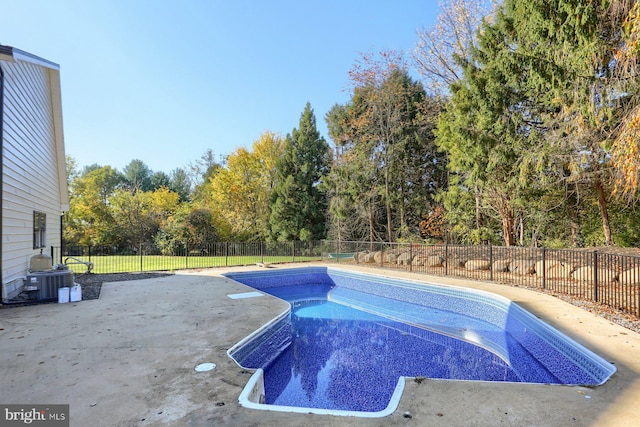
[1,263,639,426]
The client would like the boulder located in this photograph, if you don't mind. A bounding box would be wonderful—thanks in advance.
[491,260,510,272]
[387,252,399,264]
[397,252,414,266]
[572,266,617,283]
[356,252,369,263]
[424,255,445,267]
[509,260,535,275]
[414,255,444,267]
[449,258,467,268]
[412,256,425,266]
[619,267,640,285]
[544,263,574,279]
[373,251,384,264]
[465,259,490,271]
[535,260,560,276]
[363,252,377,263]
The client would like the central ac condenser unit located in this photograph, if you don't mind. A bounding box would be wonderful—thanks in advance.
[25,270,75,301]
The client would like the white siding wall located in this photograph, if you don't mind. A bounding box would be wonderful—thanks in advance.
[2,59,63,298]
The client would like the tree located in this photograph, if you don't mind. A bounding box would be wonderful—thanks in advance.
[191,149,222,202]
[433,0,640,247]
[154,204,230,254]
[500,0,640,246]
[123,159,153,192]
[169,167,192,202]
[109,186,180,250]
[603,2,640,202]
[268,103,330,242]
[150,171,171,191]
[325,51,446,242]
[206,131,284,240]
[434,6,539,246]
[413,0,494,96]
[64,164,125,245]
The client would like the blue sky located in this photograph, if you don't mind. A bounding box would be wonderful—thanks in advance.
[2,0,440,174]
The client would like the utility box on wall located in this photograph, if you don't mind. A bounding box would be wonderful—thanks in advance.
[25,270,74,301]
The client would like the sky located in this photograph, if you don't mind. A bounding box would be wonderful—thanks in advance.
[2,0,441,174]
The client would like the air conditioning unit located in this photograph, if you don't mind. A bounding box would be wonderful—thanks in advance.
[25,270,75,301]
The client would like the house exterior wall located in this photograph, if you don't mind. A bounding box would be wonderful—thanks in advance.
[1,55,66,301]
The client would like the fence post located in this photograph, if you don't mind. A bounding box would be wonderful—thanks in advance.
[88,245,92,267]
[185,242,189,270]
[409,244,413,272]
[593,251,599,302]
[541,247,546,289]
[261,241,264,263]
[292,241,295,262]
[445,244,449,276]
[489,244,493,281]
[225,242,229,267]
[139,243,143,272]
[336,240,340,264]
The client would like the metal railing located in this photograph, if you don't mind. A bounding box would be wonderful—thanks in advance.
[325,241,640,318]
[52,240,640,318]
[52,241,325,274]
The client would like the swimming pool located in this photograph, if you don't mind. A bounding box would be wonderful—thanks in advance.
[225,267,616,417]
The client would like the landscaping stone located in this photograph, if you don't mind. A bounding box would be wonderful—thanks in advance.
[424,255,445,267]
[572,266,618,283]
[355,252,369,263]
[535,260,560,276]
[491,260,510,272]
[397,252,413,266]
[509,260,535,275]
[465,259,490,271]
[619,267,640,285]
[544,263,574,279]
[449,258,467,268]
[363,252,377,263]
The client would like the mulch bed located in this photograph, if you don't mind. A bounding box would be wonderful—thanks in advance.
[1,272,173,308]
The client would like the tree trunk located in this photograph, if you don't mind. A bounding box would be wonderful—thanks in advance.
[595,180,614,246]
[501,210,516,246]
[474,186,483,229]
[385,168,394,243]
[568,188,582,247]
[368,198,376,244]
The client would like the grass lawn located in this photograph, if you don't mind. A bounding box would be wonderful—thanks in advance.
[64,254,322,274]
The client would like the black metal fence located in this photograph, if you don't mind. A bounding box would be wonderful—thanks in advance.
[51,240,640,318]
[52,241,325,274]
[325,241,640,318]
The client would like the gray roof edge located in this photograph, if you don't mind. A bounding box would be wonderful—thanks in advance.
[0,44,60,70]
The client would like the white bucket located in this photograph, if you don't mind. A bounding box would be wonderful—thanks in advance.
[58,287,70,304]
[70,284,82,302]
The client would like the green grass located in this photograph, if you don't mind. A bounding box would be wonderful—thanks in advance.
[64,254,322,274]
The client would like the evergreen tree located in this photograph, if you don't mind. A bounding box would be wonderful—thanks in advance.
[268,102,330,241]
[123,159,153,192]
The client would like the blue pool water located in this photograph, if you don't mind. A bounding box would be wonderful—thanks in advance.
[225,267,616,416]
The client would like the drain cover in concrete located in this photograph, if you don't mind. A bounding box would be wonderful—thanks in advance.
[195,363,216,372]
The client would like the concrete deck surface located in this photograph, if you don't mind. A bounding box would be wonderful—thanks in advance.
[1,263,639,427]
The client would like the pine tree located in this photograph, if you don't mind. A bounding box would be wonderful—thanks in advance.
[268,102,330,241]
